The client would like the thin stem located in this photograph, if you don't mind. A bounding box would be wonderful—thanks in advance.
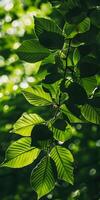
[63,38,72,82]
[58,39,72,106]
[47,39,72,126]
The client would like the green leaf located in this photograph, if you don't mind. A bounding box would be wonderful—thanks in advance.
[30,105,57,121]
[53,119,67,131]
[66,0,80,9]
[51,124,74,142]
[13,113,44,136]
[78,61,100,78]
[78,17,90,33]
[34,17,64,49]
[43,73,62,84]
[63,22,77,38]
[90,10,100,28]
[73,48,80,65]
[31,124,53,149]
[16,39,50,63]
[50,146,74,184]
[1,138,40,168]
[61,104,82,123]
[30,156,55,199]
[89,97,100,108]
[23,85,52,106]
[81,76,97,95]
[67,82,88,105]
[81,104,100,124]
[63,17,90,39]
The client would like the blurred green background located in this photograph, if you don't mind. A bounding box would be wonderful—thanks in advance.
[0,0,100,199]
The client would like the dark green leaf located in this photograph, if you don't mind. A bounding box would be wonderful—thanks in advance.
[78,62,100,78]
[43,73,62,84]
[34,17,64,49]
[31,124,53,148]
[89,97,100,108]
[61,104,82,123]
[63,17,90,38]
[53,119,67,131]
[67,82,88,105]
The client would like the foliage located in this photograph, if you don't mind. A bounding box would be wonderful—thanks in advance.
[0,0,100,200]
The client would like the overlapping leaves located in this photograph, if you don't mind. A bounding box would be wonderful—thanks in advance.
[34,17,64,49]
[13,113,44,136]
[1,3,100,199]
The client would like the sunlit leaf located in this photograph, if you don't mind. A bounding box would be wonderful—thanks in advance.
[13,113,44,136]
[23,85,52,106]
[78,17,90,33]
[81,104,100,124]
[51,124,74,142]
[31,156,55,199]
[73,48,80,65]
[50,145,74,184]
[16,39,50,63]
[81,76,97,95]
[1,137,40,168]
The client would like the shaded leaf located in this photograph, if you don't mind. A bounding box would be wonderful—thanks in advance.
[89,97,100,108]
[61,104,82,123]
[63,17,90,38]
[67,82,88,105]
[63,22,77,38]
[43,73,62,84]
[34,17,64,49]
[53,119,67,131]
[78,62,100,78]
[31,124,53,149]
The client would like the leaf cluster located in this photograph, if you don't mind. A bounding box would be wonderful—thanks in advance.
[1,1,100,199]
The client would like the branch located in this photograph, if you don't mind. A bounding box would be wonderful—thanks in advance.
[64,38,72,82]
